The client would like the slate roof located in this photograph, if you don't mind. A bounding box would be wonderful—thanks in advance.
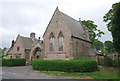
[7,35,39,54]
[60,11,90,42]
[20,36,34,50]
[43,7,91,42]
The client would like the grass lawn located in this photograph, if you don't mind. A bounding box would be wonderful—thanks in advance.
[41,67,119,79]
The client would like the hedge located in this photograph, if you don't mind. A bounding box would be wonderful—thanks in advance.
[1,58,26,67]
[32,58,98,72]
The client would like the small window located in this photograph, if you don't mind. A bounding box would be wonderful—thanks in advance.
[17,46,20,51]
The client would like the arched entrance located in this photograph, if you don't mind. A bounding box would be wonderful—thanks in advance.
[32,47,41,60]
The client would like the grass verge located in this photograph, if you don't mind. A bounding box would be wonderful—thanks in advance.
[41,67,119,79]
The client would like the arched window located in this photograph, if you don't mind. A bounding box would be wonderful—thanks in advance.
[50,33,54,52]
[58,32,64,51]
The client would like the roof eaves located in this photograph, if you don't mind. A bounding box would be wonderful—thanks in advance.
[71,36,91,43]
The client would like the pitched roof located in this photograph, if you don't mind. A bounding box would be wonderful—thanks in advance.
[7,35,37,54]
[43,7,90,42]
[60,11,90,42]
[20,36,34,49]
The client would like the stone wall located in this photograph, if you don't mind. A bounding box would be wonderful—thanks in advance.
[71,37,92,58]
[43,9,72,60]
[12,36,25,58]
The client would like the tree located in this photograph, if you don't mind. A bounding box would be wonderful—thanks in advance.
[104,41,115,53]
[111,2,120,60]
[93,39,104,51]
[0,49,4,58]
[103,3,119,32]
[80,20,104,43]
[103,8,113,31]
[103,2,120,60]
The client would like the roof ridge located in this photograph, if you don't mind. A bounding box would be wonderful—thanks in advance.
[19,35,31,39]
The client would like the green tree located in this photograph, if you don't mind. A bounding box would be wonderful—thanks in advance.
[0,49,4,58]
[93,39,104,51]
[104,41,115,53]
[103,3,119,32]
[80,20,104,43]
[111,2,120,60]
[103,8,113,31]
[103,2,120,60]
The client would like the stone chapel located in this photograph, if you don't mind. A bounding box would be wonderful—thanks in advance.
[6,7,94,62]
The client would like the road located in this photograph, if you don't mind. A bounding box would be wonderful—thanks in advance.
[1,65,64,79]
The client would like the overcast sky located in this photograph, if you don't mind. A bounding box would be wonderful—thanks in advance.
[0,0,119,48]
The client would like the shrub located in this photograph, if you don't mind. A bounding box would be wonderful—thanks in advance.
[32,58,98,72]
[98,56,119,67]
[104,56,113,67]
[2,58,26,67]
[112,59,119,67]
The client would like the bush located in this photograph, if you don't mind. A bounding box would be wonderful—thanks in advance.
[112,59,119,67]
[32,58,98,72]
[104,56,113,67]
[1,58,26,67]
[98,56,119,67]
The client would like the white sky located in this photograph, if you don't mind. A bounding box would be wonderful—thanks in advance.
[0,0,119,48]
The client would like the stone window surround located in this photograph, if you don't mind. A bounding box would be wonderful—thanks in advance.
[49,31,65,54]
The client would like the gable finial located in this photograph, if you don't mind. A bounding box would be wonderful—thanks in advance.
[56,6,59,11]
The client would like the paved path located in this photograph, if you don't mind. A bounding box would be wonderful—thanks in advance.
[1,66,64,79]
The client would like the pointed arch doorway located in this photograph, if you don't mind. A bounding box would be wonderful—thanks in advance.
[32,47,42,60]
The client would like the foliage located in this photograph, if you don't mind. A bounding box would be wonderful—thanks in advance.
[104,41,116,53]
[103,3,119,32]
[93,39,104,51]
[111,2,120,54]
[103,8,113,31]
[103,56,113,67]
[0,50,4,58]
[93,40,116,55]
[104,56,119,67]
[103,2,120,60]
[80,20,104,43]
[32,58,98,72]
[1,58,26,67]
[98,56,119,67]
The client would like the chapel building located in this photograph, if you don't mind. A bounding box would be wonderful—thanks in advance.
[6,7,94,62]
